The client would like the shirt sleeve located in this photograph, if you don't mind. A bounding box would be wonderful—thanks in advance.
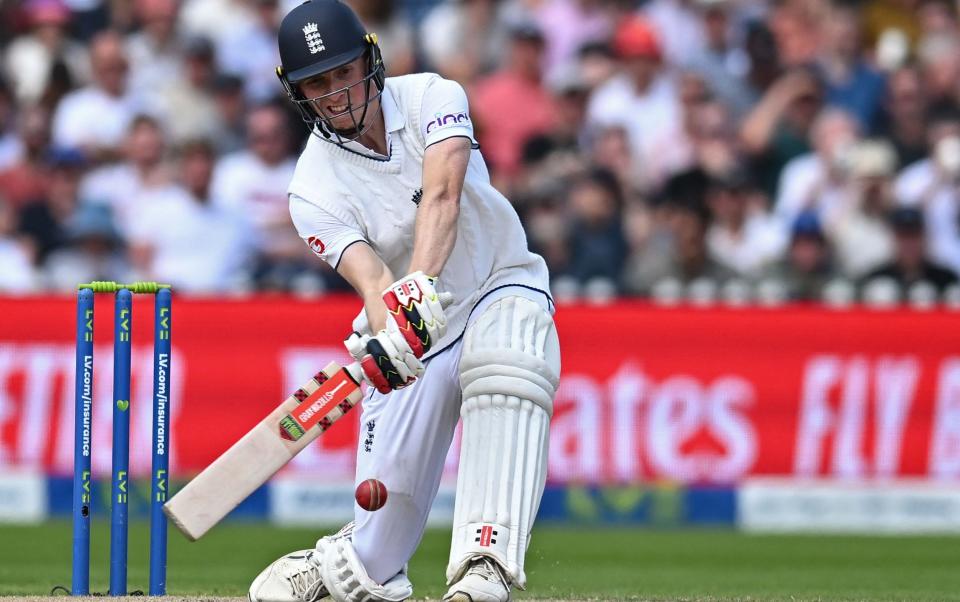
[420,77,479,148]
[288,192,367,270]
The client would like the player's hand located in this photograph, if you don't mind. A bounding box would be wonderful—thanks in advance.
[344,329,424,394]
[381,271,452,358]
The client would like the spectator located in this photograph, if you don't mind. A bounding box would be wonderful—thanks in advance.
[80,114,180,234]
[916,30,960,108]
[893,104,960,275]
[689,99,742,177]
[590,124,634,191]
[471,22,558,186]
[525,196,570,279]
[210,103,298,289]
[815,3,886,132]
[706,168,786,279]
[347,0,415,76]
[42,203,132,290]
[768,0,826,67]
[623,169,732,295]
[685,0,755,118]
[740,68,823,197]
[544,64,591,154]
[742,19,781,96]
[179,0,257,46]
[565,169,629,289]
[210,73,248,154]
[865,206,958,292]
[0,79,20,169]
[128,139,253,292]
[0,106,51,208]
[644,70,713,185]
[4,0,89,105]
[774,108,860,227]
[513,68,592,217]
[577,41,618,89]
[66,0,111,42]
[643,0,706,67]
[419,0,515,83]
[586,16,681,192]
[51,30,140,158]
[126,0,185,93]
[535,0,613,80]
[0,195,37,292]
[17,147,86,265]
[824,139,898,278]
[875,64,930,168]
[764,211,835,301]
[216,0,283,102]
[917,0,958,39]
[148,35,223,144]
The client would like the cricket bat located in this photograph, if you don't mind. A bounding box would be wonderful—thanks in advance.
[163,361,363,541]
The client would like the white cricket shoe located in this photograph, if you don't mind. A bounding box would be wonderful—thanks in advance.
[248,548,326,602]
[443,556,511,602]
[249,523,355,602]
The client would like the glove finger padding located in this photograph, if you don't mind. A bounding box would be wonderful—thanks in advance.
[357,329,424,394]
[375,329,423,382]
[344,331,370,363]
[382,271,450,356]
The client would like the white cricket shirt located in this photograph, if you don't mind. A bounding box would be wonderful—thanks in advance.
[288,73,551,358]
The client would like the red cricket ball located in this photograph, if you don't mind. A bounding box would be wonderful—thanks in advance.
[355,478,388,511]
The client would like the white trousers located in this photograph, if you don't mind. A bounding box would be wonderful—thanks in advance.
[350,287,551,584]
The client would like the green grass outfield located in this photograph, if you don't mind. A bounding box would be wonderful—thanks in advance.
[1,521,959,601]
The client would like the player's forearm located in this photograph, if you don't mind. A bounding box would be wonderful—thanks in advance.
[360,268,396,332]
[336,242,396,333]
[408,194,459,277]
[410,136,471,277]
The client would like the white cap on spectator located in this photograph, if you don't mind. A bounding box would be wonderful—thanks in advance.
[547,63,590,96]
[907,281,937,310]
[822,278,856,308]
[862,277,901,308]
[687,277,717,307]
[651,278,683,306]
[944,284,960,310]
[584,277,616,306]
[755,279,787,307]
[291,272,327,300]
[552,276,580,304]
[876,28,910,72]
[721,279,751,307]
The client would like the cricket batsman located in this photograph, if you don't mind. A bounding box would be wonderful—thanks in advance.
[249,1,560,600]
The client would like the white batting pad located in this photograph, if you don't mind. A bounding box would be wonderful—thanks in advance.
[447,296,560,588]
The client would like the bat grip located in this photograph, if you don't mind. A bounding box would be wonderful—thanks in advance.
[344,361,362,385]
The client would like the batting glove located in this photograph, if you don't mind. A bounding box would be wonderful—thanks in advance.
[344,329,424,394]
[381,271,451,358]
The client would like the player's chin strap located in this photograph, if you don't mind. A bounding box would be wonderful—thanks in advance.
[447,296,560,589]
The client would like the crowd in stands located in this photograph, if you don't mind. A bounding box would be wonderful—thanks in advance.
[0,0,959,307]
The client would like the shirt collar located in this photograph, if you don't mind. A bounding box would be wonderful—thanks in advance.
[381,84,404,133]
[336,85,402,159]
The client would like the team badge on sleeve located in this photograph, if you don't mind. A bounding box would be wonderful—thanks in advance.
[306,236,326,257]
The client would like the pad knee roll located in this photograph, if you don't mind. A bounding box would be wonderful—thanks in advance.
[458,296,560,413]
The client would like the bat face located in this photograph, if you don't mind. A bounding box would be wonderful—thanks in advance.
[163,361,362,541]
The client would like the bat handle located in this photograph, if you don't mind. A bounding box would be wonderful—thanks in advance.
[344,361,362,385]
